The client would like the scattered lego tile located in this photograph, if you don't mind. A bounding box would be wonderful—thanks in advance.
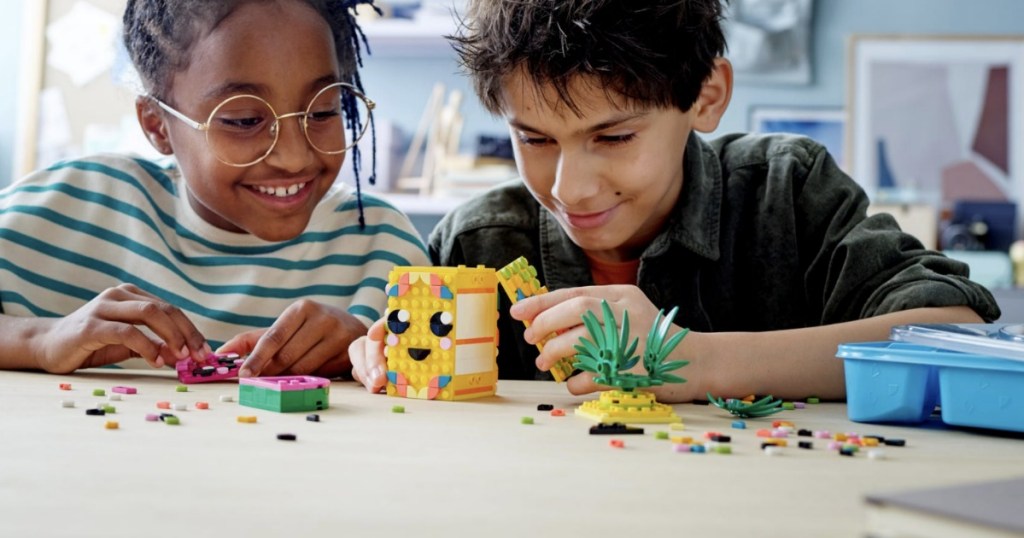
[164,416,180,425]
[391,405,405,414]
[111,386,137,395]
[536,404,554,411]
[589,422,643,435]
[521,416,534,425]
[237,416,258,423]
[195,402,209,410]
[550,409,565,417]
[609,439,625,448]
[92,389,105,397]
[306,414,320,422]
[105,421,119,430]
[277,433,297,441]
[60,400,75,408]
[219,395,234,403]
[176,385,188,392]
[59,383,72,391]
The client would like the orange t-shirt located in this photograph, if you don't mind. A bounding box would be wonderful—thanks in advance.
[586,253,641,285]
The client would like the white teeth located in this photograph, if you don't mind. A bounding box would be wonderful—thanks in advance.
[254,182,305,197]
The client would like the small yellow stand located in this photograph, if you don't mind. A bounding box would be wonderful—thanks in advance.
[575,389,681,424]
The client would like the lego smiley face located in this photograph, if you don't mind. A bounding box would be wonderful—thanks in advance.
[385,308,454,360]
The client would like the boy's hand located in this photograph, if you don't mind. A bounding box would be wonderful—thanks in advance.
[224,300,366,378]
[510,285,677,394]
[38,284,208,374]
[348,318,388,393]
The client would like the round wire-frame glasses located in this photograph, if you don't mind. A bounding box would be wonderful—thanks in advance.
[152,82,375,167]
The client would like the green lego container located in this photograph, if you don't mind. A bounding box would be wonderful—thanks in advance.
[238,376,330,413]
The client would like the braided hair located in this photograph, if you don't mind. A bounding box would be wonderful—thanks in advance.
[123,0,380,226]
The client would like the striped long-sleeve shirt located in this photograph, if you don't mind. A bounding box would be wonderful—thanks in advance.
[0,154,429,349]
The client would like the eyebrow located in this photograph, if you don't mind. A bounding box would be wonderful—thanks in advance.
[509,111,648,137]
[201,74,341,103]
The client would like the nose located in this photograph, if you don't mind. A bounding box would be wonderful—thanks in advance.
[264,112,314,171]
[551,147,598,207]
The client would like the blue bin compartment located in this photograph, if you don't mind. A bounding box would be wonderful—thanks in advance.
[938,365,1024,431]
[837,342,1024,433]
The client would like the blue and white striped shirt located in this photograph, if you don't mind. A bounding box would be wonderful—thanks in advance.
[0,154,429,349]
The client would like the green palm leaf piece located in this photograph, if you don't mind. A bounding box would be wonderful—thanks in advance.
[706,393,785,418]
[572,300,689,391]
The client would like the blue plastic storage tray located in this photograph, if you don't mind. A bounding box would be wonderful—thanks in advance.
[836,341,1024,433]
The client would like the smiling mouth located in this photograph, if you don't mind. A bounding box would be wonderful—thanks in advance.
[563,205,618,229]
[408,348,431,361]
[249,182,307,198]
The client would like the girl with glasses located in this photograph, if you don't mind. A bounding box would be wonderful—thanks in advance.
[0,0,429,377]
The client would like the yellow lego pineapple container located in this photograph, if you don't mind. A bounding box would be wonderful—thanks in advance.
[384,266,499,400]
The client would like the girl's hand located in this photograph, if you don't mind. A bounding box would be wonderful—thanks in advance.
[225,299,367,378]
[348,318,388,393]
[38,284,208,374]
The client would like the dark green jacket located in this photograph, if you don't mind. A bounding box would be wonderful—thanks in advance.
[429,132,1000,380]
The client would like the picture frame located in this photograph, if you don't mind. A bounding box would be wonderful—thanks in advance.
[724,0,814,85]
[848,35,1024,206]
[748,105,846,170]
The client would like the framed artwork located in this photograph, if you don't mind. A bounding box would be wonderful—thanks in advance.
[724,0,814,85]
[848,35,1024,205]
[749,105,846,170]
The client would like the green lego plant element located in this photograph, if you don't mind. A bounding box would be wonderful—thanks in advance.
[707,393,785,418]
[573,300,688,391]
[643,306,690,385]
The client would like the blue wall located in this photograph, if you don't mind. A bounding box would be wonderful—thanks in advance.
[0,1,25,185]
[357,0,1024,153]
[3,0,1024,184]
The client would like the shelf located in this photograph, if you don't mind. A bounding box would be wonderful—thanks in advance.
[378,192,468,216]
[359,18,457,57]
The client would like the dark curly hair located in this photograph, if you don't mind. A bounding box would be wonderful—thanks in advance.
[123,0,380,225]
[449,0,728,117]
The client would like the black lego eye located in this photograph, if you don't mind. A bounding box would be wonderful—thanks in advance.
[430,311,453,337]
[387,309,411,334]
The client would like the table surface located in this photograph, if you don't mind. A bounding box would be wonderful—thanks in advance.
[1,369,1022,538]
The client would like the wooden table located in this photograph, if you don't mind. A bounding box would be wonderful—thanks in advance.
[1,369,1021,537]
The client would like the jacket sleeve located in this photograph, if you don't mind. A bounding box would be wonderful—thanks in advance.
[796,146,1001,323]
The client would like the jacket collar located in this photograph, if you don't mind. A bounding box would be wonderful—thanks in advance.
[656,131,722,262]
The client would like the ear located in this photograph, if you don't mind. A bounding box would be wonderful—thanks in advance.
[135,96,174,155]
[690,58,733,133]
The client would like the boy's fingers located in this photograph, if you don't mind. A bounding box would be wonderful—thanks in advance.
[367,318,387,341]
[239,315,304,377]
[509,287,582,321]
[367,364,387,393]
[566,371,600,395]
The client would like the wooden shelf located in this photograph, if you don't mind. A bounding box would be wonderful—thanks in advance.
[378,192,468,216]
[359,18,456,57]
